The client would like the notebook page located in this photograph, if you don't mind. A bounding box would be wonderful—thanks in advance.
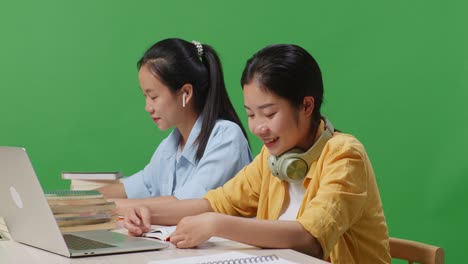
[142,225,176,241]
[148,251,298,264]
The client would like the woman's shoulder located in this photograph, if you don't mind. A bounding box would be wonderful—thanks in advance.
[326,132,368,156]
[211,119,245,138]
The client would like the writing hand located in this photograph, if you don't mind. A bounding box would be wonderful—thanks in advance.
[123,206,151,236]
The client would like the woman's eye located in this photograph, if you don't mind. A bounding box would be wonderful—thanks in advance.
[265,113,276,118]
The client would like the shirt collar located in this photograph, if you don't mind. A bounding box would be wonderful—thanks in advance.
[162,115,204,166]
[304,118,326,180]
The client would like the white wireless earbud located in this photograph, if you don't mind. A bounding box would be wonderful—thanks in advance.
[182,92,187,108]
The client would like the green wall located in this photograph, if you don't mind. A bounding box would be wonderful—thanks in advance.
[1,1,466,262]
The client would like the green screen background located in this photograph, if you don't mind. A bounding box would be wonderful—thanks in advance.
[1,1,466,262]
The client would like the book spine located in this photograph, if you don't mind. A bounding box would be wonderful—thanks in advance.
[59,221,118,233]
[53,211,114,219]
[55,213,114,222]
[62,172,122,180]
[47,198,109,206]
[57,216,118,227]
[50,203,116,214]
[46,194,104,200]
[70,179,120,191]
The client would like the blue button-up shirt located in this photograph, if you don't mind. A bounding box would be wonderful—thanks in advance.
[122,117,252,199]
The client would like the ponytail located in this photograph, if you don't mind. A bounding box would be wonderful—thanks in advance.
[194,43,248,161]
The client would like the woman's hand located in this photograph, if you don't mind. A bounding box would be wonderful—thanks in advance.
[123,206,151,236]
[169,212,220,248]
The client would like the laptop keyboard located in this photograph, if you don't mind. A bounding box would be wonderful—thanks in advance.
[63,234,116,251]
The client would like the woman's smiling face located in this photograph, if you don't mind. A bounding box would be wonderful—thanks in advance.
[243,82,314,156]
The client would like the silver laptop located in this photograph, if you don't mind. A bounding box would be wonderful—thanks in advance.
[0,146,168,257]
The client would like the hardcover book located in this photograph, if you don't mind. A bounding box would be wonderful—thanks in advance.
[44,190,104,200]
[58,221,118,233]
[49,202,116,214]
[61,171,122,180]
[70,179,121,191]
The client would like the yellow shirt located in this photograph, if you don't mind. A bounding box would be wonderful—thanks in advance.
[204,126,391,264]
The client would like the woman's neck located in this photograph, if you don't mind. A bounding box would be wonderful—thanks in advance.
[177,112,199,151]
[298,118,321,151]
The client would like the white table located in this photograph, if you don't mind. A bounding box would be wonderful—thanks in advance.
[0,231,328,264]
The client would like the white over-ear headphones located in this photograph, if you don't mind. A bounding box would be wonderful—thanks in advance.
[182,92,187,108]
[267,117,334,182]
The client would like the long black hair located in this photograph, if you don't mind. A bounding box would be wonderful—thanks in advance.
[241,44,324,133]
[137,38,248,161]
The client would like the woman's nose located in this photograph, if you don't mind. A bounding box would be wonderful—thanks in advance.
[145,103,154,113]
[254,124,268,136]
[145,98,154,113]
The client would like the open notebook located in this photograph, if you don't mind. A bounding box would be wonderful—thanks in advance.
[148,251,298,264]
[142,225,176,241]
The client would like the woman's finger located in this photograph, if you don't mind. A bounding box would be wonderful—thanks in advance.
[176,240,191,249]
[127,209,142,226]
[124,221,143,236]
[137,207,151,229]
[169,234,183,245]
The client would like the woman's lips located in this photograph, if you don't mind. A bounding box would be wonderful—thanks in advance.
[264,138,278,148]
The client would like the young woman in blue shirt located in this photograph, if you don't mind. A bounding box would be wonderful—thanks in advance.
[99,38,252,210]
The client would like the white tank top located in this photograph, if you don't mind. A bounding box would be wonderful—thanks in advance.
[278,180,306,220]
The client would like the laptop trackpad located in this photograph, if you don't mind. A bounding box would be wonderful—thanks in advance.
[64,234,116,251]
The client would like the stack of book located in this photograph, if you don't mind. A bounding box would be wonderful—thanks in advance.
[62,171,123,191]
[45,190,118,233]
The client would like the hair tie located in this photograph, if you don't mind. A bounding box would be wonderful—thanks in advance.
[191,40,203,57]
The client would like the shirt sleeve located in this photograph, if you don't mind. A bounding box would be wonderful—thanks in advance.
[173,123,253,200]
[204,149,265,217]
[122,148,161,199]
[297,142,369,259]
[122,170,150,198]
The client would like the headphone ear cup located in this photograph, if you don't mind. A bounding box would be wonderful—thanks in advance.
[269,149,307,181]
[280,157,308,181]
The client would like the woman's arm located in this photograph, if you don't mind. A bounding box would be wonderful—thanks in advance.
[170,213,323,258]
[99,183,181,215]
[98,183,127,198]
[124,198,214,235]
[109,195,178,215]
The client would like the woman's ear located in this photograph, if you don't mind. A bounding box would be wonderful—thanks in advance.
[180,84,193,107]
[302,96,315,117]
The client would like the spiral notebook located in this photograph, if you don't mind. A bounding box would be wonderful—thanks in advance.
[148,251,297,264]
